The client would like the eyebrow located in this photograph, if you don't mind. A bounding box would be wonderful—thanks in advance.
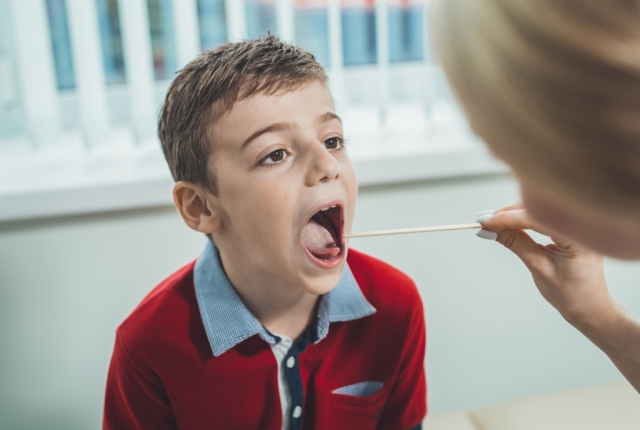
[240,122,296,151]
[239,112,342,151]
[319,111,342,124]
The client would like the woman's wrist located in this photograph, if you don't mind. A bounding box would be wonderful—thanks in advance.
[562,295,627,342]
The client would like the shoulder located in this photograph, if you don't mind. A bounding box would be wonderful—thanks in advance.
[346,248,423,316]
[116,261,200,355]
[347,248,418,295]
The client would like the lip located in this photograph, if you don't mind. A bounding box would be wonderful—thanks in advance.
[301,199,345,270]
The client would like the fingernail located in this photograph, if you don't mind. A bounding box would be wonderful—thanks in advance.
[476,213,494,223]
[476,229,498,241]
[477,209,496,218]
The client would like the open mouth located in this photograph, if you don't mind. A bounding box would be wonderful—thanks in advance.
[301,203,344,264]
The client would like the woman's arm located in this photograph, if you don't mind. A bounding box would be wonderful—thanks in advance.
[569,298,640,394]
[478,204,640,394]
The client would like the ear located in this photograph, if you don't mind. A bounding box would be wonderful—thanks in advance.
[173,181,222,234]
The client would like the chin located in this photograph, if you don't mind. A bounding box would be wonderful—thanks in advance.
[303,269,344,296]
[522,187,640,261]
[577,235,640,261]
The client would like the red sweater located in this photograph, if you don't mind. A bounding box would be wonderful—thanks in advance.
[103,249,427,429]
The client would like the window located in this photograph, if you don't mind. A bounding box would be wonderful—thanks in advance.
[0,0,499,222]
[246,0,277,38]
[96,0,126,84]
[388,0,424,63]
[341,0,377,66]
[46,0,75,90]
[197,0,227,50]
[0,5,22,138]
[147,0,178,80]
[294,0,330,67]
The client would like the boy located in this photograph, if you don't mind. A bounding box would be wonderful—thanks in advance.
[103,36,426,430]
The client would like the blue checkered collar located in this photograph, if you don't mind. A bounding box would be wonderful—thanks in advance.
[194,240,376,357]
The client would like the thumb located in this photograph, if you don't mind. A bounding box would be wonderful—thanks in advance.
[479,228,548,273]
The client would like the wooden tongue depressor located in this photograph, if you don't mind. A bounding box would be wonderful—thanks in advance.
[343,223,482,239]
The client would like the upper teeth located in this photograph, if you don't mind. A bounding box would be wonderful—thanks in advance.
[321,205,337,211]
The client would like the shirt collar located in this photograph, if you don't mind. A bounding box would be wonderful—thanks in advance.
[194,240,376,357]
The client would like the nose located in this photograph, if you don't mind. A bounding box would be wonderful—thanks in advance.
[304,141,340,187]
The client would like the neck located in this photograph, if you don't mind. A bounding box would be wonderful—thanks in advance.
[217,246,319,341]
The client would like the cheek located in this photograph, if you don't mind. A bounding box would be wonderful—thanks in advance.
[253,183,300,238]
[242,184,294,229]
[521,186,592,239]
[346,164,358,195]
[218,171,292,237]
[341,164,358,225]
[521,187,565,231]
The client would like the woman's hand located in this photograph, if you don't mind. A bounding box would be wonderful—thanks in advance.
[477,203,640,394]
[476,203,613,325]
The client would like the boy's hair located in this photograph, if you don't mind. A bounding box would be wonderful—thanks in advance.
[158,36,328,193]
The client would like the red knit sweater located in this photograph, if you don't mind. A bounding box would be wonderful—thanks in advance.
[103,249,427,429]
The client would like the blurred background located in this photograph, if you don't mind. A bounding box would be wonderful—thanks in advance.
[0,0,639,429]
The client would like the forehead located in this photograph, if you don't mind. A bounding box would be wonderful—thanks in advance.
[215,81,336,142]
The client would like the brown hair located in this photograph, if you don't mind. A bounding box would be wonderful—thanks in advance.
[158,35,328,193]
[431,0,640,224]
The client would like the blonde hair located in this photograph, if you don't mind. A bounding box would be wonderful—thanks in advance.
[431,0,640,224]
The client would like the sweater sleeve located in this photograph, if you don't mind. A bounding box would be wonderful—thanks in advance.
[103,335,178,430]
[377,289,427,430]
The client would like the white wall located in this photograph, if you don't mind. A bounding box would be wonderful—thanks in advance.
[0,174,638,429]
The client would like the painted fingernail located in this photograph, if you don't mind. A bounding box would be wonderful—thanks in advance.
[476,229,498,241]
[476,213,494,223]
[477,209,496,218]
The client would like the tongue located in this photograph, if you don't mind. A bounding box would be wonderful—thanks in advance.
[302,220,340,259]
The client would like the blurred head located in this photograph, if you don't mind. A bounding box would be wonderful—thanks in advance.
[159,37,357,295]
[431,0,640,259]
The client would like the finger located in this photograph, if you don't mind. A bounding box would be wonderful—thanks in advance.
[494,202,525,213]
[480,228,551,274]
[478,204,561,240]
[479,209,536,231]
[477,203,524,218]
[479,209,578,255]
[477,203,525,222]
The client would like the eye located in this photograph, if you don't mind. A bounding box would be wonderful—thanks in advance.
[323,137,344,150]
[261,149,288,165]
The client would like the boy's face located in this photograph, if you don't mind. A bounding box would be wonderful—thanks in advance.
[208,81,358,295]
